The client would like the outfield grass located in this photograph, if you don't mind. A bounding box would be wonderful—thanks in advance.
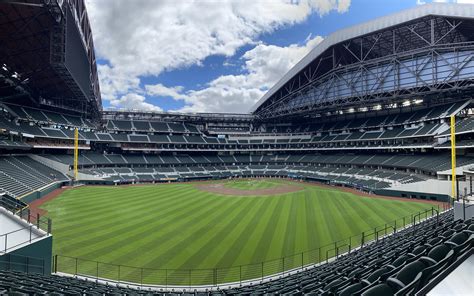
[42,179,436,285]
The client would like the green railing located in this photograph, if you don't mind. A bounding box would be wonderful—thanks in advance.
[54,207,441,287]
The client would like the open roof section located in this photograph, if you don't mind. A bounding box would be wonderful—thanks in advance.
[251,3,474,120]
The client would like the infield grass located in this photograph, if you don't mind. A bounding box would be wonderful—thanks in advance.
[224,179,281,190]
[41,179,436,285]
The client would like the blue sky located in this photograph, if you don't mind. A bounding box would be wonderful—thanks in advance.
[85,0,471,113]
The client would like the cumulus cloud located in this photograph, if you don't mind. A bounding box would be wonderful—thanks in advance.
[109,93,163,112]
[337,0,352,12]
[85,0,350,111]
[145,35,323,113]
[97,64,142,101]
[145,84,185,99]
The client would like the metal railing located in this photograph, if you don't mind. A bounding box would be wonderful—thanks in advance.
[0,196,52,254]
[1,225,41,254]
[0,195,27,212]
[54,207,440,288]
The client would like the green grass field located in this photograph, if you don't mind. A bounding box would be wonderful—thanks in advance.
[42,179,436,285]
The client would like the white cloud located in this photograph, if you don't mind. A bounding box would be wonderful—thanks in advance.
[337,0,351,12]
[97,64,142,101]
[109,93,163,112]
[86,0,350,111]
[145,35,324,113]
[145,84,185,99]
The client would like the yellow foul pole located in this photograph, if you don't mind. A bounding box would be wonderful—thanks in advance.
[450,115,456,201]
[74,128,79,181]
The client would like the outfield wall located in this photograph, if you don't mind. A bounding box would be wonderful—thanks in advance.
[374,189,450,202]
[21,182,67,204]
[0,236,53,274]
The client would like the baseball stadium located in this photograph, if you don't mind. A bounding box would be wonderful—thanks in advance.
[0,1,473,295]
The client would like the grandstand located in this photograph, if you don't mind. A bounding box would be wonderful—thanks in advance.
[0,1,473,294]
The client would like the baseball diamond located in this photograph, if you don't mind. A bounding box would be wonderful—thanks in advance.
[36,179,436,285]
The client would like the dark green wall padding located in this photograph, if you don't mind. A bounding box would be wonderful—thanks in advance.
[0,236,53,275]
[21,182,67,204]
[374,189,450,202]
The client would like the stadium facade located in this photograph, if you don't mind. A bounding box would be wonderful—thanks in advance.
[0,1,473,294]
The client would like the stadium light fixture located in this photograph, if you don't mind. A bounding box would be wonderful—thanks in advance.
[403,100,411,107]
[388,103,397,108]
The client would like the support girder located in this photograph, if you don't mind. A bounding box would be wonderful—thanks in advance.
[255,15,474,119]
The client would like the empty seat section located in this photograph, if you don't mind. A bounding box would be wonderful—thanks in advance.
[132,121,151,131]
[40,128,67,138]
[123,155,147,164]
[0,156,68,197]
[186,135,205,143]
[23,107,48,122]
[149,134,169,143]
[43,111,68,125]
[168,135,186,143]
[167,122,186,132]
[128,134,149,142]
[112,120,132,130]
[96,133,113,141]
[111,133,129,142]
[105,154,127,164]
[149,122,169,132]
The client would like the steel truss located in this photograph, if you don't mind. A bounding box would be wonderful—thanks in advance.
[49,0,102,113]
[0,0,101,119]
[255,16,474,119]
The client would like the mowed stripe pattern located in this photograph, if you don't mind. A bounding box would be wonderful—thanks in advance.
[42,180,434,273]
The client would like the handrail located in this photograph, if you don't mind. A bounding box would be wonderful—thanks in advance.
[0,195,27,212]
[0,223,50,254]
[0,224,35,238]
[54,207,441,287]
[0,196,52,253]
